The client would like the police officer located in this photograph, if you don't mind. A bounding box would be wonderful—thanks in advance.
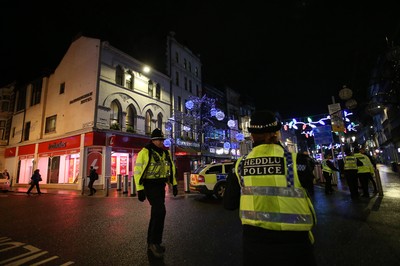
[321,152,339,195]
[343,147,360,200]
[223,110,317,266]
[353,146,376,198]
[134,128,178,258]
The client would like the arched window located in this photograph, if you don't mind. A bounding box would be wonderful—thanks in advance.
[126,105,137,132]
[110,100,121,129]
[145,110,153,135]
[116,65,124,86]
[157,113,163,130]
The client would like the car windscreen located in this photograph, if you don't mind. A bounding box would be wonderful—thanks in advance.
[193,165,207,174]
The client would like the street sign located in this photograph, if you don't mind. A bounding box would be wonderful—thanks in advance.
[313,125,333,145]
[328,103,345,132]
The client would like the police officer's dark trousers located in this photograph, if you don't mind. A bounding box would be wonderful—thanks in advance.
[144,181,166,245]
[344,170,359,199]
[323,171,333,194]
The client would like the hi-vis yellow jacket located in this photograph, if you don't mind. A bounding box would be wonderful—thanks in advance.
[322,159,334,174]
[134,147,177,191]
[354,153,375,176]
[344,155,358,171]
[235,144,317,243]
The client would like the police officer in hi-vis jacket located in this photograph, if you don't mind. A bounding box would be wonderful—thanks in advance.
[134,128,178,259]
[224,110,317,266]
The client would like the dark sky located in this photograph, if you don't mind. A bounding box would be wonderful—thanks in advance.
[2,1,400,119]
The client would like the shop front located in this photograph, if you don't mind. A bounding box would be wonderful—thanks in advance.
[5,130,150,190]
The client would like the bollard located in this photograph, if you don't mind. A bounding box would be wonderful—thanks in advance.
[375,169,384,197]
[117,174,122,191]
[184,172,191,193]
[130,176,137,197]
[105,176,110,197]
[81,176,87,195]
[123,175,129,194]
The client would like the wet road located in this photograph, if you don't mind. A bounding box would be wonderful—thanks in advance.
[0,164,399,265]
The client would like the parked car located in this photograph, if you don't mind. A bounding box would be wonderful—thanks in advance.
[189,161,235,199]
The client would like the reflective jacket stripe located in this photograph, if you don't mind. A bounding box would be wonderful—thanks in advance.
[241,210,314,224]
[242,186,306,197]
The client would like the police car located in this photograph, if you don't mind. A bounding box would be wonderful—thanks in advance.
[189,161,235,199]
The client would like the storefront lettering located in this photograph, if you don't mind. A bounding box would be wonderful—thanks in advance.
[69,92,93,104]
[48,141,67,150]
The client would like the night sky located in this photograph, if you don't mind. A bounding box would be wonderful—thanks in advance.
[2,1,400,119]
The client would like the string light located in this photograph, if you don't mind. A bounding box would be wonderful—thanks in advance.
[282,112,359,136]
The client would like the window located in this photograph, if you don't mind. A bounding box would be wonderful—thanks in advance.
[184,58,187,69]
[45,115,57,133]
[31,79,42,106]
[24,121,31,141]
[59,82,65,94]
[1,101,9,112]
[189,62,192,72]
[148,80,154,97]
[110,100,121,127]
[145,110,153,135]
[16,88,26,112]
[189,80,192,93]
[155,84,161,100]
[184,77,187,90]
[196,85,200,97]
[175,71,179,86]
[126,70,134,89]
[177,96,182,112]
[116,65,124,86]
[125,105,136,133]
[157,113,163,129]
[0,120,5,140]
[195,67,199,77]
[175,52,179,63]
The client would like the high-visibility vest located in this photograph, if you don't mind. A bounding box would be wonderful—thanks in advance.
[344,155,358,170]
[322,159,334,174]
[354,153,375,175]
[134,147,177,191]
[235,144,316,243]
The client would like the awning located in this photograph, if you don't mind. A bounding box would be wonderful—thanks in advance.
[175,146,200,156]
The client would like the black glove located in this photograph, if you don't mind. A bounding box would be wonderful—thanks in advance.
[138,190,146,202]
[173,185,178,197]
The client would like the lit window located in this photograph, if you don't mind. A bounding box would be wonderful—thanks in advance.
[45,115,57,133]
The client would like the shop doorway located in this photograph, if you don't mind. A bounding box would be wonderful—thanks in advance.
[48,156,60,183]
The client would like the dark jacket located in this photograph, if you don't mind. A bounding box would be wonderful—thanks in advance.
[89,169,98,180]
[31,172,42,183]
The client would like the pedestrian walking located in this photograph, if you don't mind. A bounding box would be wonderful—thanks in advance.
[134,128,178,259]
[223,110,317,266]
[297,151,317,196]
[354,146,376,198]
[321,152,340,195]
[87,166,98,196]
[27,169,42,195]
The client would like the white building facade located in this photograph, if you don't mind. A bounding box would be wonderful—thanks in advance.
[5,35,171,190]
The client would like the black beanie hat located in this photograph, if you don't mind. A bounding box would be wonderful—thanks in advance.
[151,128,165,140]
[248,110,282,133]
